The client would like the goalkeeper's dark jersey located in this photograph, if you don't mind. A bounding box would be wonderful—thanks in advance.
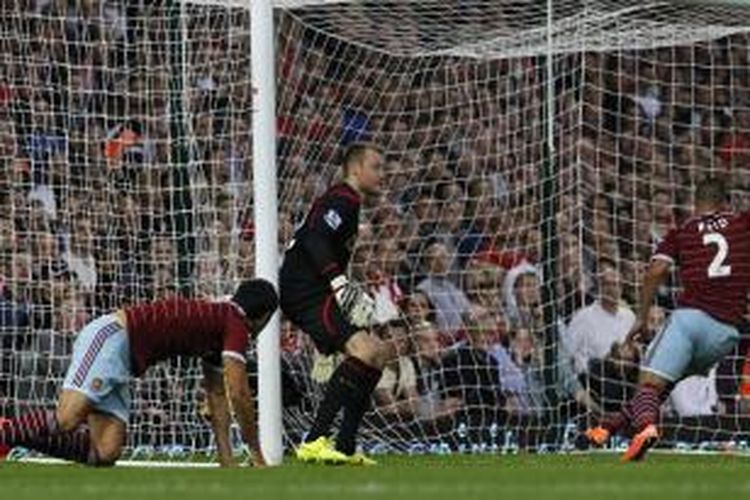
[280,182,362,305]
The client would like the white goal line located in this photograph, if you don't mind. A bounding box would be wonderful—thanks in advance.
[16,457,221,468]
[14,449,750,468]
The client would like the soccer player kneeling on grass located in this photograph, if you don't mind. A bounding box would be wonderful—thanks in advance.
[280,143,387,466]
[0,279,277,467]
[585,178,750,462]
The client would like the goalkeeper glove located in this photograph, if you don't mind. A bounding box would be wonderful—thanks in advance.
[330,275,375,328]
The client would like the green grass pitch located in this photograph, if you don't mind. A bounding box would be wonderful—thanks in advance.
[2,454,750,500]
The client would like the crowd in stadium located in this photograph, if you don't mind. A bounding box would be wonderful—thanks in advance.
[0,0,749,442]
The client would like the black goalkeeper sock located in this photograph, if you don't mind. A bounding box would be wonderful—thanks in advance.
[335,357,382,456]
[306,357,360,443]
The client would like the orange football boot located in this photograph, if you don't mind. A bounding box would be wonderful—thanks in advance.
[585,426,610,447]
[621,424,659,462]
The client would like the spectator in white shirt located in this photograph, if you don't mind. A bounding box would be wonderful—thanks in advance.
[417,241,471,333]
[564,257,635,375]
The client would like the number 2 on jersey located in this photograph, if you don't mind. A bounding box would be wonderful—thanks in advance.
[703,232,732,278]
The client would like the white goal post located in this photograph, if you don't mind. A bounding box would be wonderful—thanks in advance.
[251,0,283,468]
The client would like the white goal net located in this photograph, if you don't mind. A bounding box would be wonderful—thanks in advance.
[2,0,750,461]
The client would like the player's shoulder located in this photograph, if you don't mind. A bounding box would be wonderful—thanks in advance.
[199,296,244,316]
[321,182,362,207]
[666,214,712,239]
[731,209,750,226]
[181,297,248,330]
[150,295,232,316]
[716,210,750,233]
[686,210,750,232]
[673,214,702,233]
[314,183,362,230]
[130,295,188,312]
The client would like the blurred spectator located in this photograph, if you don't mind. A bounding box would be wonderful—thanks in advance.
[718,110,750,170]
[62,217,97,292]
[740,352,750,415]
[373,319,419,419]
[633,74,663,125]
[502,262,542,331]
[403,290,436,326]
[439,305,504,410]
[366,237,405,324]
[650,188,675,243]
[417,241,471,333]
[556,232,595,323]
[457,178,498,261]
[563,257,635,375]
[53,286,90,335]
[411,321,462,420]
[464,259,506,319]
[463,303,536,414]
[194,251,227,298]
[505,326,546,414]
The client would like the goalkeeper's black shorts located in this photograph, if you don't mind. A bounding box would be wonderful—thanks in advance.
[280,288,359,356]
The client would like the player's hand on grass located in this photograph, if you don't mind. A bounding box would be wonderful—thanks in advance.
[251,446,267,468]
[217,450,235,468]
[331,275,375,328]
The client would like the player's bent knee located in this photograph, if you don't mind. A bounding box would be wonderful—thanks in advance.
[348,332,388,370]
[92,443,122,467]
[95,451,121,467]
[55,408,84,433]
[56,390,93,431]
[638,369,671,389]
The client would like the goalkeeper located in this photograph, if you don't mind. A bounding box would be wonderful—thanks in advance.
[280,142,387,466]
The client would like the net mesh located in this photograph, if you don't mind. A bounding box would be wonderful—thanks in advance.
[1,0,750,460]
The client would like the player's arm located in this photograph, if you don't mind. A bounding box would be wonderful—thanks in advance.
[298,196,354,282]
[300,196,373,327]
[628,228,677,343]
[202,360,234,467]
[628,259,671,343]
[223,356,265,467]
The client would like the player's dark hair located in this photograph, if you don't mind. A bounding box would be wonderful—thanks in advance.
[342,142,383,173]
[695,176,729,206]
[232,278,278,319]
